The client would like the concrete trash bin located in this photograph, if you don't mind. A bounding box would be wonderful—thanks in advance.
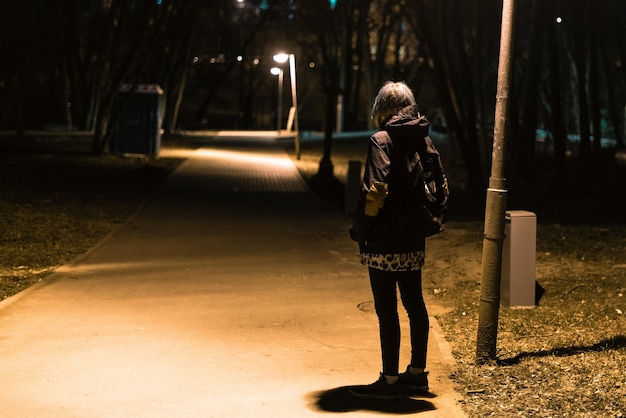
[111,84,164,158]
[501,210,536,307]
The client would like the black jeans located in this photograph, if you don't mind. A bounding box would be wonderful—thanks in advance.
[368,267,429,376]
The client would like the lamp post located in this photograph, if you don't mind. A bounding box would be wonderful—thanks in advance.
[270,67,283,133]
[476,0,516,364]
[273,52,300,159]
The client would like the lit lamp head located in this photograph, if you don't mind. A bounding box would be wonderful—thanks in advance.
[273,53,289,64]
[270,67,281,76]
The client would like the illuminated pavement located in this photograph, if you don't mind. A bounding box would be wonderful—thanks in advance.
[0,141,466,417]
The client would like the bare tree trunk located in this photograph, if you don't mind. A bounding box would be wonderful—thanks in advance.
[517,0,545,178]
[362,1,376,130]
[588,21,603,159]
[337,3,351,132]
[167,65,189,133]
[546,0,568,176]
[447,0,484,184]
[606,0,624,147]
[601,46,623,148]
[350,0,369,129]
[410,0,484,192]
[474,0,489,166]
[310,76,343,209]
[573,0,592,171]
[321,83,337,177]
[160,3,199,133]
[92,98,113,154]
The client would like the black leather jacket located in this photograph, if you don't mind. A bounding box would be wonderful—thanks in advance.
[351,105,444,254]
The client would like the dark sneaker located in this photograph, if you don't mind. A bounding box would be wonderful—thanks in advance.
[350,373,404,400]
[398,367,429,392]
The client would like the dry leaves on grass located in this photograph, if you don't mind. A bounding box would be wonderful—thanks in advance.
[0,137,182,301]
[435,225,625,418]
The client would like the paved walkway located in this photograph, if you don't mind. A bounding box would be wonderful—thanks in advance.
[0,141,466,417]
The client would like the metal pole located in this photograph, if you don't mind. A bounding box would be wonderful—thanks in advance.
[289,54,301,160]
[277,68,283,133]
[476,0,516,364]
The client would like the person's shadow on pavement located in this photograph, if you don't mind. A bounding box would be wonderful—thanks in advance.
[308,386,436,414]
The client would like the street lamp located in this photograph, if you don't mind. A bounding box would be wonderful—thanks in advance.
[273,52,300,159]
[269,67,283,133]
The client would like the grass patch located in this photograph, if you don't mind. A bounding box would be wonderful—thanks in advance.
[0,135,184,301]
[437,237,625,418]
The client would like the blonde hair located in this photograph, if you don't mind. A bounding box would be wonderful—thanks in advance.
[371,81,416,128]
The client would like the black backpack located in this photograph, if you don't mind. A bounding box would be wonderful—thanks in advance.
[388,135,449,237]
[411,141,449,236]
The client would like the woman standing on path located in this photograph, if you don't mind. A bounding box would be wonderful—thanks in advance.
[350,81,449,400]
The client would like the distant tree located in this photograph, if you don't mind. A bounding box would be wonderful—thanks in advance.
[361,0,426,128]
[86,0,204,154]
[600,0,624,149]
[1,0,211,152]
[191,0,271,126]
[549,0,625,180]
[158,2,205,134]
[407,0,494,193]
[570,0,593,172]
[514,0,546,179]
[545,0,568,176]
[291,0,344,179]
[291,0,416,170]
[0,0,49,137]
[4,0,626,174]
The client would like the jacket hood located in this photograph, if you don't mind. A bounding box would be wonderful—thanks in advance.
[383,105,430,140]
